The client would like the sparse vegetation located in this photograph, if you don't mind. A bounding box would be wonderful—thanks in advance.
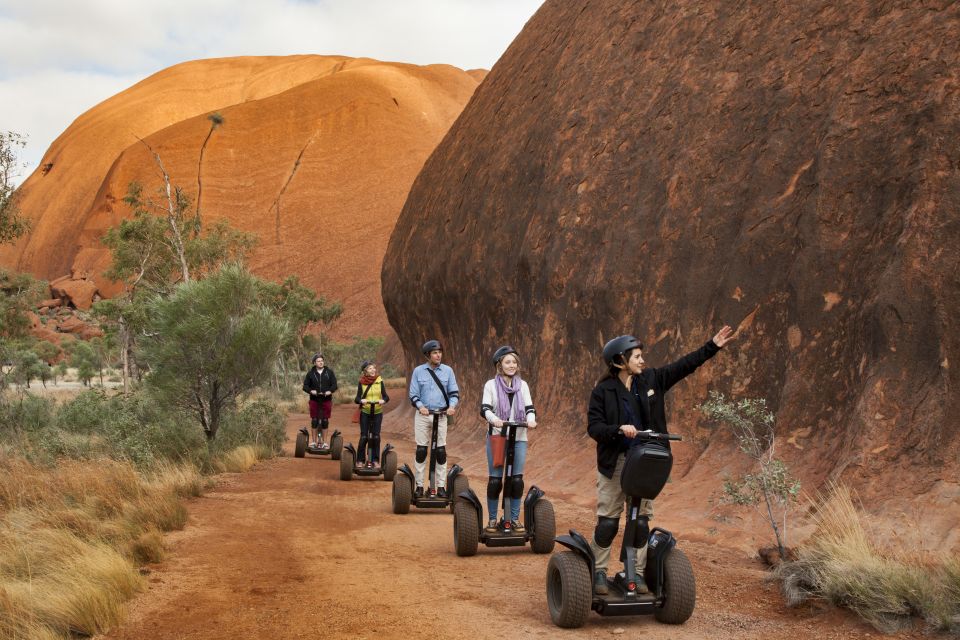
[700,391,801,559]
[0,457,203,638]
[777,485,960,634]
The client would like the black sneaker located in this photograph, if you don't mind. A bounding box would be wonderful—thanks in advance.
[414,486,424,499]
[594,570,609,595]
[437,487,447,499]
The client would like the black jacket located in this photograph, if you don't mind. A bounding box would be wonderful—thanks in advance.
[303,366,338,398]
[587,339,720,478]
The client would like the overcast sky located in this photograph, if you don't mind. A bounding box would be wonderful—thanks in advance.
[0,0,543,182]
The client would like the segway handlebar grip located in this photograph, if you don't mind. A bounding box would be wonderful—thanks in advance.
[636,429,682,442]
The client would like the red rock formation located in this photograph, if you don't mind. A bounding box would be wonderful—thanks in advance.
[1,56,482,340]
[383,0,960,531]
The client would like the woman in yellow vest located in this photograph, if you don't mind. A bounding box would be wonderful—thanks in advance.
[354,360,390,468]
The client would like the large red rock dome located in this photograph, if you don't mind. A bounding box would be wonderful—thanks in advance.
[2,55,482,339]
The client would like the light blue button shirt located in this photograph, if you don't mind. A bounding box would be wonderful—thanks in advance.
[408,363,460,410]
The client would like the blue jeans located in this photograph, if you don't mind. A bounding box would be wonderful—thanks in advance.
[486,436,527,522]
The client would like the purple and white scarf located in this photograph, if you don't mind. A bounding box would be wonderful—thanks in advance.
[494,374,525,423]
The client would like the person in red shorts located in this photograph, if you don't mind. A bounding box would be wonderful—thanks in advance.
[302,353,338,448]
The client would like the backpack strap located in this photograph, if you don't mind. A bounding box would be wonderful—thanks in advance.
[426,368,450,410]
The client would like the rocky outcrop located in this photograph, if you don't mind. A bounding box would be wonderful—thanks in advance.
[49,272,100,311]
[383,0,960,522]
[1,56,482,340]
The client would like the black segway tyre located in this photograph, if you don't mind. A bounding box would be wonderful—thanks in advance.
[382,449,397,481]
[654,547,696,624]
[530,499,556,554]
[294,431,307,458]
[339,448,354,481]
[546,551,591,628]
[330,433,343,460]
[449,474,469,513]
[391,473,411,514]
[453,500,479,557]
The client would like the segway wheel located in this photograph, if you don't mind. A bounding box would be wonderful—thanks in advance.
[391,474,411,514]
[654,547,696,624]
[546,551,591,628]
[448,474,469,513]
[382,449,397,481]
[339,449,354,481]
[294,431,307,458]
[530,499,556,554]
[330,433,343,460]
[452,500,479,557]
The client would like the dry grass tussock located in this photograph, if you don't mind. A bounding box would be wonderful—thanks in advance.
[0,456,205,638]
[777,484,960,634]
[213,444,272,473]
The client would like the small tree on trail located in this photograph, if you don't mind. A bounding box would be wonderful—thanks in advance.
[97,154,254,391]
[141,263,289,442]
[700,391,801,559]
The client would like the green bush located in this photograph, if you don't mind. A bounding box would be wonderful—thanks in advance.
[212,400,285,456]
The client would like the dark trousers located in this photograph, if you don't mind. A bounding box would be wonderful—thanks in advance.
[357,411,383,463]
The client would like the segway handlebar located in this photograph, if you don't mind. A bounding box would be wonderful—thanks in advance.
[635,429,682,442]
[427,409,448,416]
[500,421,528,428]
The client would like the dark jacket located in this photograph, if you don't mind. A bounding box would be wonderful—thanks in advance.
[587,339,720,478]
[303,366,338,399]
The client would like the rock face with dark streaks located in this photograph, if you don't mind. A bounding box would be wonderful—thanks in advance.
[383,0,960,524]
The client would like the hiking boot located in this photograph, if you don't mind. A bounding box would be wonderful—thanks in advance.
[594,570,609,595]
[485,519,499,533]
[510,520,525,533]
[635,576,650,594]
[437,487,447,499]
[414,486,424,499]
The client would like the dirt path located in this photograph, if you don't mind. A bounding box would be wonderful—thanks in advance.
[99,407,914,640]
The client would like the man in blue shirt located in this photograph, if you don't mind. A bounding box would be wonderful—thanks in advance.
[408,339,460,498]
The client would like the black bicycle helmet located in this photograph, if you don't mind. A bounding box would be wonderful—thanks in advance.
[492,345,518,366]
[602,335,643,366]
[421,339,443,355]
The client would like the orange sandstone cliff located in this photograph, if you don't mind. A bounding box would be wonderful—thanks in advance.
[1,55,482,340]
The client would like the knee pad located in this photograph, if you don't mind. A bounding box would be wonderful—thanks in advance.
[636,516,650,547]
[320,418,329,429]
[486,476,503,500]
[415,446,428,463]
[594,516,620,548]
[435,446,447,465]
[310,418,319,429]
[509,474,524,500]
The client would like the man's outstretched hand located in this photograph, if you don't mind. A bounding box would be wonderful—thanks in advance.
[712,325,735,348]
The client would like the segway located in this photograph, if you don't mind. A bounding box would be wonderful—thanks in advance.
[339,436,397,482]
[294,428,342,460]
[546,431,695,628]
[392,409,468,513]
[452,421,555,556]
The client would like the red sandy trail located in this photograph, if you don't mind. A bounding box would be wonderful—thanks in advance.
[97,405,913,640]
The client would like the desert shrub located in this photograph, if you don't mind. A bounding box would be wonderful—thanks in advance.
[211,399,285,458]
[777,485,960,634]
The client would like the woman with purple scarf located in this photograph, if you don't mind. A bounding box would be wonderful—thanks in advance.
[480,345,537,533]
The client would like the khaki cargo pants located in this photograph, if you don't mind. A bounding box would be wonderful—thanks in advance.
[589,452,654,573]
